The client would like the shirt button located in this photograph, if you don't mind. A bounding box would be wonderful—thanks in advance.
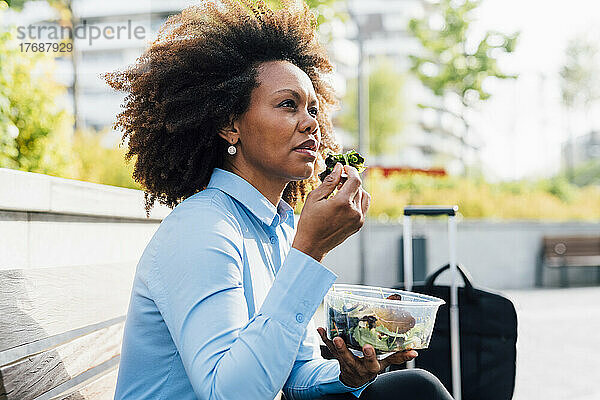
[269,236,277,244]
[295,313,304,323]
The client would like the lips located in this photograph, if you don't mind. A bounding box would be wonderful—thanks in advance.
[294,138,318,152]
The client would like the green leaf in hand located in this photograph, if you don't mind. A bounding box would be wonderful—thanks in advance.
[319,150,366,181]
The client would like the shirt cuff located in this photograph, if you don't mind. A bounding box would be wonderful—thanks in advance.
[258,247,337,333]
[318,363,378,398]
[338,375,377,398]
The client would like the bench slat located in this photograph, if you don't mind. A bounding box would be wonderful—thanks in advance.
[51,366,119,400]
[542,236,600,260]
[0,322,123,400]
[544,255,600,268]
[543,245,600,257]
[0,263,134,353]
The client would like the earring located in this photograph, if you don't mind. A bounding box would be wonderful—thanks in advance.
[227,144,237,155]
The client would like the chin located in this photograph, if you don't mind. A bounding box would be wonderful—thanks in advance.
[289,163,315,181]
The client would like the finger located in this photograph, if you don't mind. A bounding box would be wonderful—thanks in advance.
[332,336,359,369]
[334,165,361,201]
[360,344,381,373]
[314,163,343,200]
[360,189,371,216]
[352,184,362,209]
[317,328,359,370]
[317,327,340,357]
[336,175,347,191]
[378,350,418,370]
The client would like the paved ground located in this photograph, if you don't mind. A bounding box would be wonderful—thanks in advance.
[504,287,600,400]
[315,286,600,400]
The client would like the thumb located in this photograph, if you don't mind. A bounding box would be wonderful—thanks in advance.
[379,350,418,370]
[314,163,343,200]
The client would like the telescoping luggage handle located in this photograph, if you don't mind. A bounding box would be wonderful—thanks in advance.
[403,205,462,400]
[404,205,458,216]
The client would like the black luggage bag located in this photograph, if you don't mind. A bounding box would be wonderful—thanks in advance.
[393,264,518,400]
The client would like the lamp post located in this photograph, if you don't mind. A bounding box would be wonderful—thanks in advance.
[347,3,369,285]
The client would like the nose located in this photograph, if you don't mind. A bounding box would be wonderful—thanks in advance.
[299,111,319,136]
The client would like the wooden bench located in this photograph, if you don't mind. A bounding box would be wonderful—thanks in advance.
[0,263,136,400]
[536,235,600,287]
[0,168,169,400]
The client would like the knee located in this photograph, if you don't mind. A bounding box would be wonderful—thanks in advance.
[410,368,442,385]
[403,369,449,398]
[360,369,450,400]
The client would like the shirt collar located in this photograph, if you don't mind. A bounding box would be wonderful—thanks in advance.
[206,168,295,228]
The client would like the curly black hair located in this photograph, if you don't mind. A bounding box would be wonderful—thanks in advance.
[103,0,341,217]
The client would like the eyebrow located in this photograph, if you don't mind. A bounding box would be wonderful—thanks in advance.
[273,88,318,106]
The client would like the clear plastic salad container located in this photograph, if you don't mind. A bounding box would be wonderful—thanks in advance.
[324,284,445,359]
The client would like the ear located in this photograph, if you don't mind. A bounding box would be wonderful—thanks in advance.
[218,115,239,144]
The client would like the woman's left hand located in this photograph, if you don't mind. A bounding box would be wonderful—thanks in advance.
[317,327,418,388]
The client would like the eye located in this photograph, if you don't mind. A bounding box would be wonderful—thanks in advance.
[280,100,318,117]
[280,99,296,108]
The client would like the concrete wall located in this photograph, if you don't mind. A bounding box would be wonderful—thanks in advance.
[0,168,171,271]
[323,219,600,290]
[2,168,598,289]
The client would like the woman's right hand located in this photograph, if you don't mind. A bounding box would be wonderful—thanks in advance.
[292,162,370,262]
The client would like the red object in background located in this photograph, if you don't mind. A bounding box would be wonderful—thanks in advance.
[366,166,447,178]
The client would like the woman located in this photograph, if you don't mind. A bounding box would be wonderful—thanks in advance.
[106,1,453,399]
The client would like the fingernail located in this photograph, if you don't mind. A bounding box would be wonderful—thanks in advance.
[335,163,342,173]
[364,347,374,356]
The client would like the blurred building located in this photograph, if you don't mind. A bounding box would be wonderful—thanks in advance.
[4,0,189,136]
[6,0,481,171]
[561,130,600,167]
[65,1,190,133]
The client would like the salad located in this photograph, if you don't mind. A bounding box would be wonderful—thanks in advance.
[319,150,366,181]
[327,293,435,355]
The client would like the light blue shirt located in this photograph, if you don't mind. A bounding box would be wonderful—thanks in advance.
[114,168,375,399]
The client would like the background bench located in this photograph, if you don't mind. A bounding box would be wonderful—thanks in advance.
[536,235,600,287]
[0,169,169,400]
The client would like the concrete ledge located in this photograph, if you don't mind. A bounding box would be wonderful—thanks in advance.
[324,220,600,289]
[0,168,171,220]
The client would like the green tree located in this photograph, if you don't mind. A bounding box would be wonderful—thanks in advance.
[409,0,518,105]
[265,0,344,27]
[560,37,600,111]
[1,0,13,9]
[0,29,75,176]
[336,57,406,157]
[570,159,600,187]
[408,0,518,171]
[2,0,69,11]
[71,129,140,189]
[559,35,600,182]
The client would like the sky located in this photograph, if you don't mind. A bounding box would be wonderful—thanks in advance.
[470,0,600,180]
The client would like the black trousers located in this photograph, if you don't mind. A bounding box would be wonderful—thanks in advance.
[317,369,454,400]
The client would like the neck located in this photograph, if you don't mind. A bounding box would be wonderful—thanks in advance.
[222,160,288,207]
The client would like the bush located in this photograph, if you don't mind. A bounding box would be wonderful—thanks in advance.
[69,129,140,190]
[569,159,600,187]
[366,169,600,221]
